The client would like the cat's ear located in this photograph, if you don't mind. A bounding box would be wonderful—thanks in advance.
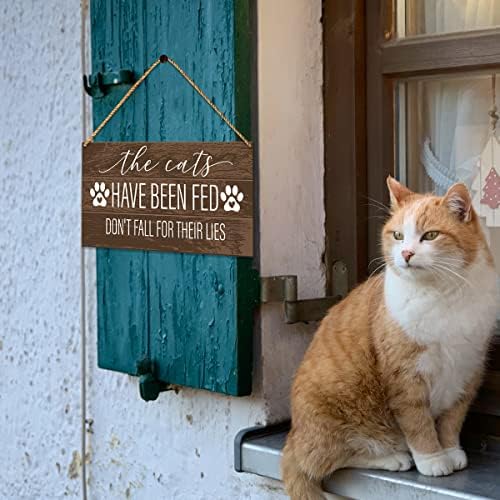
[386,176,413,209]
[442,183,472,222]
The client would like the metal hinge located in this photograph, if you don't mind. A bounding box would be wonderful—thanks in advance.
[261,261,348,324]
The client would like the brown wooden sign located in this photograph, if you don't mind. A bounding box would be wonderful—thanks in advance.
[82,142,253,256]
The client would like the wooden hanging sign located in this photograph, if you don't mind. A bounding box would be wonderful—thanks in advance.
[82,55,254,257]
[82,141,253,256]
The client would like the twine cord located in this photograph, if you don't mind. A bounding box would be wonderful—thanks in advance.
[83,55,251,148]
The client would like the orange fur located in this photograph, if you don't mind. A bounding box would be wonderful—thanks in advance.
[282,179,495,500]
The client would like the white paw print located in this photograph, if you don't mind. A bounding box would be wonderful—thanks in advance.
[220,185,244,213]
[90,181,110,208]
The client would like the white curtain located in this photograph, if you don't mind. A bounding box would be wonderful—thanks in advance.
[418,0,500,193]
[422,0,500,33]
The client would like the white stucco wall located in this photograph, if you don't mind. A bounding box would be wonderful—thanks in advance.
[0,1,83,498]
[0,0,324,498]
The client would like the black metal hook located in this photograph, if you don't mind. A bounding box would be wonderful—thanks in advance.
[136,358,171,402]
[83,72,106,98]
[83,69,135,98]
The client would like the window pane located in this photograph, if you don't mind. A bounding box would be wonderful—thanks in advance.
[397,0,500,38]
[396,72,500,296]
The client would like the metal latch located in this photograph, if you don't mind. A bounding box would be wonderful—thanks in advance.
[261,261,348,324]
[83,67,135,98]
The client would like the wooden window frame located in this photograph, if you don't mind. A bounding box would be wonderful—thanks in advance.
[324,0,500,434]
[323,0,367,292]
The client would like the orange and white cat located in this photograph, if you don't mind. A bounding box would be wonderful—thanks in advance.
[282,177,498,500]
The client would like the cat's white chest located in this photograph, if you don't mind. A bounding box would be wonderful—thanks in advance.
[416,341,484,416]
[384,262,497,417]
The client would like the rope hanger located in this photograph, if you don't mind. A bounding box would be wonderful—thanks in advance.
[83,54,252,148]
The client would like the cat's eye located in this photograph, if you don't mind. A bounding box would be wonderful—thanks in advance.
[422,231,440,241]
[393,231,404,240]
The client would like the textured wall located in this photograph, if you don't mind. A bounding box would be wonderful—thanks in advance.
[0,0,324,498]
[258,0,325,420]
[0,1,83,497]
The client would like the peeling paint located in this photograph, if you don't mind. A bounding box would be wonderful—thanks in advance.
[124,480,143,499]
[68,451,82,480]
[109,434,120,449]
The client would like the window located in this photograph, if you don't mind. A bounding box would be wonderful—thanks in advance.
[391,0,500,433]
[325,0,500,435]
[397,73,500,277]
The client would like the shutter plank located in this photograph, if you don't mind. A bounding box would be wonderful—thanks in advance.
[92,0,149,375]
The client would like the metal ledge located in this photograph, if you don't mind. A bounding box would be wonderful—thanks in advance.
[235,424,500,499]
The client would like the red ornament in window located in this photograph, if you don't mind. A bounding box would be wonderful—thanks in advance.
[480,167,500,209]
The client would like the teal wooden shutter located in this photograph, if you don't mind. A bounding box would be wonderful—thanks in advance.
[90,0,258,396]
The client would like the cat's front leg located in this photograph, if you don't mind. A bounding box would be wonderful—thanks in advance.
[389,380,454,477]
[436,370,483,472]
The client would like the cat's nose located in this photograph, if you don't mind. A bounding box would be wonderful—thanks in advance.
[402,250,415,263]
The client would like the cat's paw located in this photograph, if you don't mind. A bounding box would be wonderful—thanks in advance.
[349,452,413,471]
[384,452,414,471]
[445,447,467,471]
[413,451,454,477]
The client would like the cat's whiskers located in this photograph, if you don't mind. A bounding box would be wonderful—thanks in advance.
[434,257,470,277]
[426,265,444,284]
[434,261,465,274]
[368,215,390,221]
[369,260,389,278]
[368,256,386,269]
[364,195,391,214]
[435,256,466,267]
[431,262,475,291]
[428,264,463,292]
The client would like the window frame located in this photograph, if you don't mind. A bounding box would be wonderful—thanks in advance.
[324,0,500,433]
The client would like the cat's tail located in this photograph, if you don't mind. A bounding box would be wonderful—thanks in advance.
[281,440,325,500]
